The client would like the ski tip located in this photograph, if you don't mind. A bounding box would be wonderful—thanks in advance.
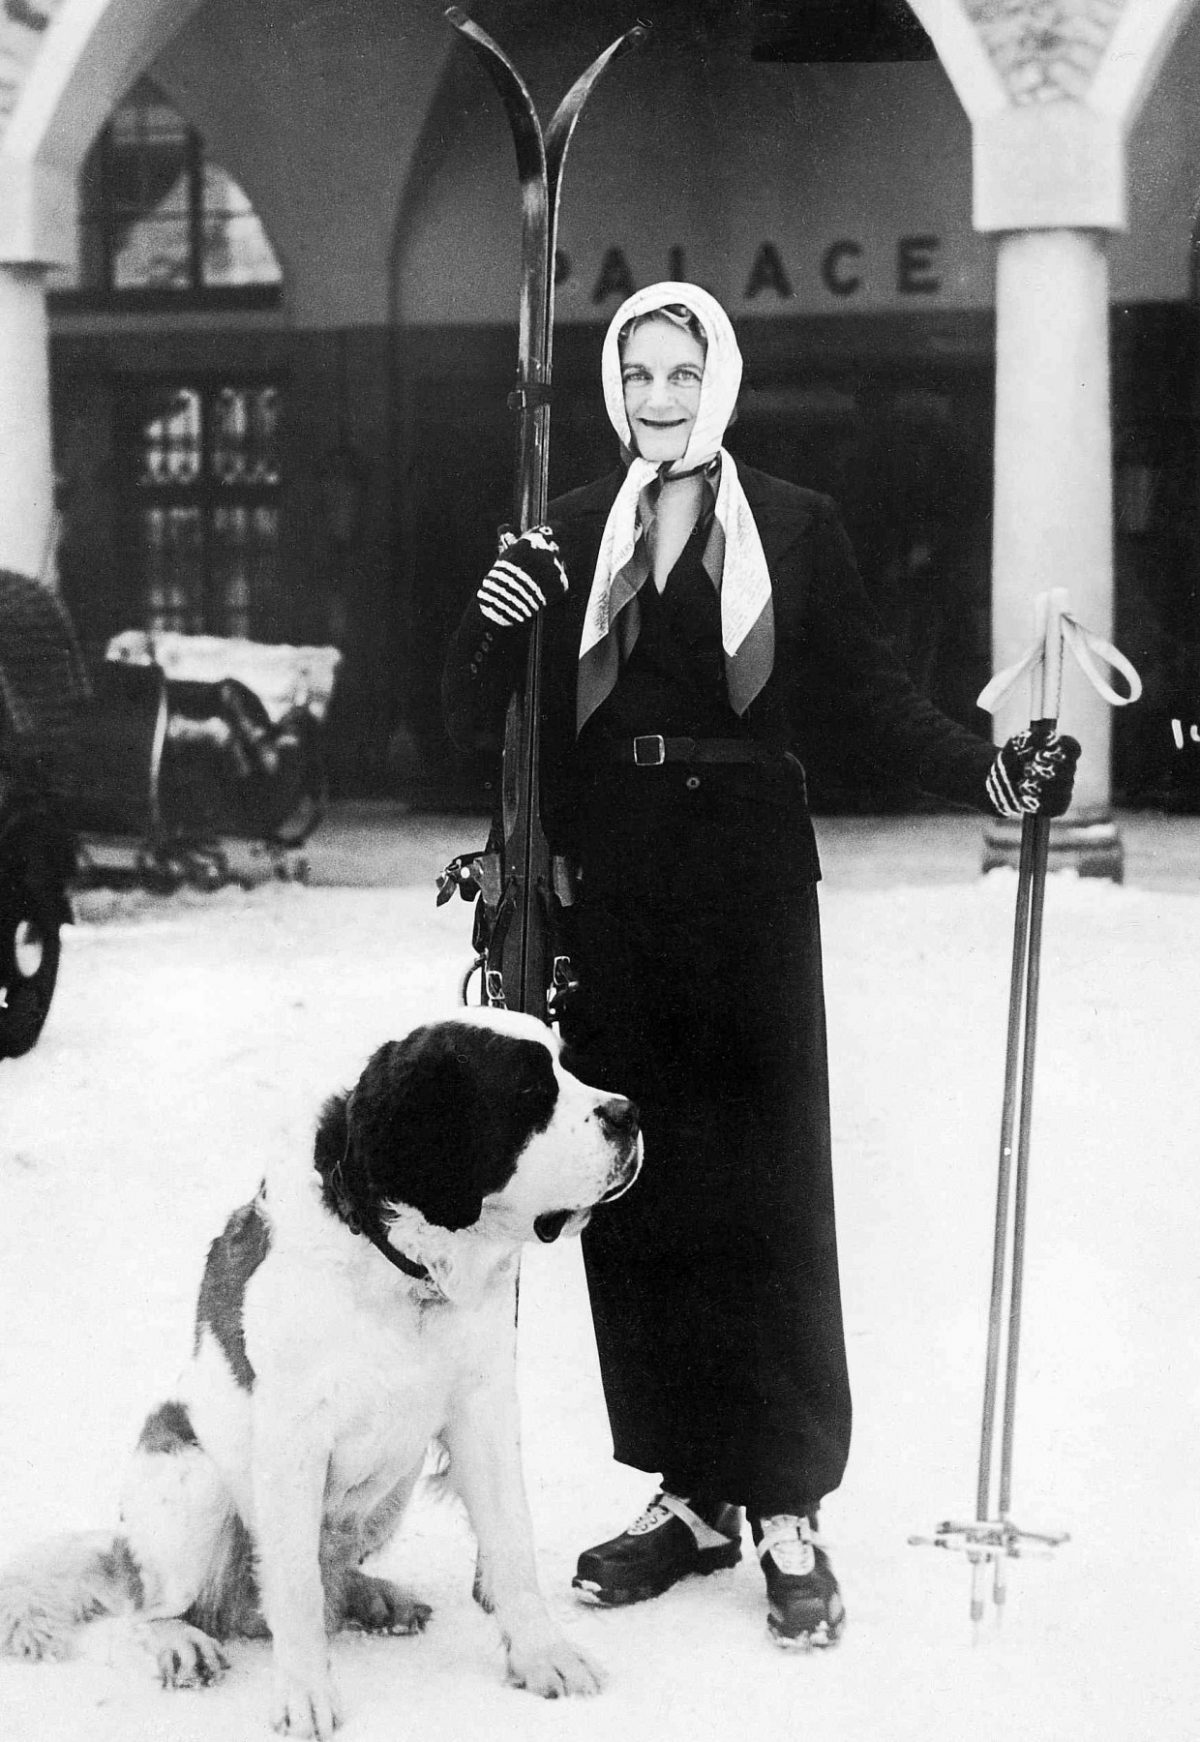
[445,6,470,27]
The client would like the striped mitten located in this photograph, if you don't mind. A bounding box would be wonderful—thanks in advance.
[477,526,568,628]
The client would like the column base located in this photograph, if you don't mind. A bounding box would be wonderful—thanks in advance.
[981,814,1124,882]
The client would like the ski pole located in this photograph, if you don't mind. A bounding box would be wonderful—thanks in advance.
[962,589,1059,1624]
[999,592,1066,1523]
[976,589,1046,1505]
[910,588,1141,1629]
[989,590,1067,1621]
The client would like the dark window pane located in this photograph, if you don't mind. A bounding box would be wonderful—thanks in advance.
[138,389,202,486]
[249,504,282,636]
[201,165,282,287]
[142,505,204,632]
[211,388,248,484]
[127,378,282,638]
[210,502,282,638]
[71,79,281,295]
[250,387,281,484]
[113,211,192,291]
[212,504,251,636]
[210,386,281,486]
[111,95,187,147]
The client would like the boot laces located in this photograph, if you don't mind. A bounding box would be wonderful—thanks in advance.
[626,1495,676,1537]
[758,1514,817,1577]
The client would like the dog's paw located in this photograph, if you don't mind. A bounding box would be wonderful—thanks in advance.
[147,1621,229,1688]
[270,1670,343,1738]
[341,1571,432,1636]
[0,1611,73,1662]
[506,1631,606,1698]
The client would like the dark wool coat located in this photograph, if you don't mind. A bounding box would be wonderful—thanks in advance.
[444,462,997,1515]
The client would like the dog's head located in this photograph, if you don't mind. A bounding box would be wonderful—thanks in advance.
[314,1009,642,1250]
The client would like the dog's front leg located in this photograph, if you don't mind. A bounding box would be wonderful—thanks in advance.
[252,1413,342,1739]
[446,1381,604,1698]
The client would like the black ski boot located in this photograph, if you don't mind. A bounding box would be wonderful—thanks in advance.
[573,1492,742,1606]
[754,1515,846,1648]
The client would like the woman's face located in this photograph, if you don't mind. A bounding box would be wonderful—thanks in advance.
[620,317,705,464]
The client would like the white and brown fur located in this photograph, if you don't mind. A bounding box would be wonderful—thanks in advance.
[0,1008,642,1738]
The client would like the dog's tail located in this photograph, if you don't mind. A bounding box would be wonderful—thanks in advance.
[0,1531,141,1662]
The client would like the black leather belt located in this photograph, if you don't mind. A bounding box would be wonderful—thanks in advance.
[601,734,785,768]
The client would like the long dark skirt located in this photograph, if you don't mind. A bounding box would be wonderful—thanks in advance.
[563,768,852,1516]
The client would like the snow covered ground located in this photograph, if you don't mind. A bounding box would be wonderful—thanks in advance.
[1,855,1198,1742]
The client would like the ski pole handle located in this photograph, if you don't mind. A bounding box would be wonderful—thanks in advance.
[978,591,1142,724]
[1032,587,1069,737]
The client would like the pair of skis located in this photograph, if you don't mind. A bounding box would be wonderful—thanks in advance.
[445,9,647,1018]
[912,591,1140,1628]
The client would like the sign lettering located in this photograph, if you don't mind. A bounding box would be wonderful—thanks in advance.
[591,247,636,304]
[821,241,862,298]
[897,234,940,295]
[565,237,944,304]
[744,242,793,301]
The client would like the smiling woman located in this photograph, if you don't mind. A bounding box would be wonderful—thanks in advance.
[443,278,1077,1650]
[619,312,705,466]
[619,311,709,587]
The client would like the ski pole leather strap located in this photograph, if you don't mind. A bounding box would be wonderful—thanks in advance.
[598,734,787,767]
[977,605,1142,717]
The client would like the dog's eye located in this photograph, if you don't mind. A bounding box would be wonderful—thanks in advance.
[516,1082,557,1127]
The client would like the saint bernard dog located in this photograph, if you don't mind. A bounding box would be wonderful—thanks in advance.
[0,1008,642,1738]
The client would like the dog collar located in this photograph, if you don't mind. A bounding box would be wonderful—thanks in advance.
[358,1215,438,1289]
[334,1179,438,1289]
[333,1102,438,1290]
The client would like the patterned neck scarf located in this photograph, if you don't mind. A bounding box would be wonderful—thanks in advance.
[577,282,775,735]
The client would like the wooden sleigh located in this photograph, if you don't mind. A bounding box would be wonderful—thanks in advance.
[0,573,339,896]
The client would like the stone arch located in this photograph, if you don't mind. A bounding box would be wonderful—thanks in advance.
[0,0,207,264]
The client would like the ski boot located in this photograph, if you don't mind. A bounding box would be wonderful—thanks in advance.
[754,1514,846,1648]
[573,1492,742,1606]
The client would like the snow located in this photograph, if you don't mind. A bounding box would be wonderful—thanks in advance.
[1,857,1198,1742]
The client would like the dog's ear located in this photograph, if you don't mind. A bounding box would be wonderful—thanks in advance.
[313,1091,352,1216]
[341,1027,510,1231]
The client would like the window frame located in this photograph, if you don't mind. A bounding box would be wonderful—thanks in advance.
[49,80,283,314]
[118,371,287,641]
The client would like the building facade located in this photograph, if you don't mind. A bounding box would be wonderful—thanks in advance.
[4,0,1200,808]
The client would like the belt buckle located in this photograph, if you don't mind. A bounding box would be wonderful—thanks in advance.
[632,734,666,767]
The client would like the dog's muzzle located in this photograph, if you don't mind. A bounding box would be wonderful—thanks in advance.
[532,1098,643,1244]
[597,1095,643,1204]
[599,1134,643,1203]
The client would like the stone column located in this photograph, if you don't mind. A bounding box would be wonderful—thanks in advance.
[909,0,1200,878]
[0,262,55,582]
[985,226,1120,875]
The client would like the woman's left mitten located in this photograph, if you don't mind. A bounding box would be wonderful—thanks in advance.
[986,729,1082,818]
[477,526,569,628]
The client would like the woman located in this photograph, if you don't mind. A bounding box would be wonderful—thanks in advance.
[443,282,1077,1647]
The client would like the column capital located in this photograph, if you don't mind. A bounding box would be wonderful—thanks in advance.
[973,102,1124,231]
[909,0,1200,231]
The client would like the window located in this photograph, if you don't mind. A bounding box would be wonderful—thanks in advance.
[124,380,283,639]
[73,79,281,303]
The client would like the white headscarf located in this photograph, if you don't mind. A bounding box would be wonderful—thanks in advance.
[577,281,775,734]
